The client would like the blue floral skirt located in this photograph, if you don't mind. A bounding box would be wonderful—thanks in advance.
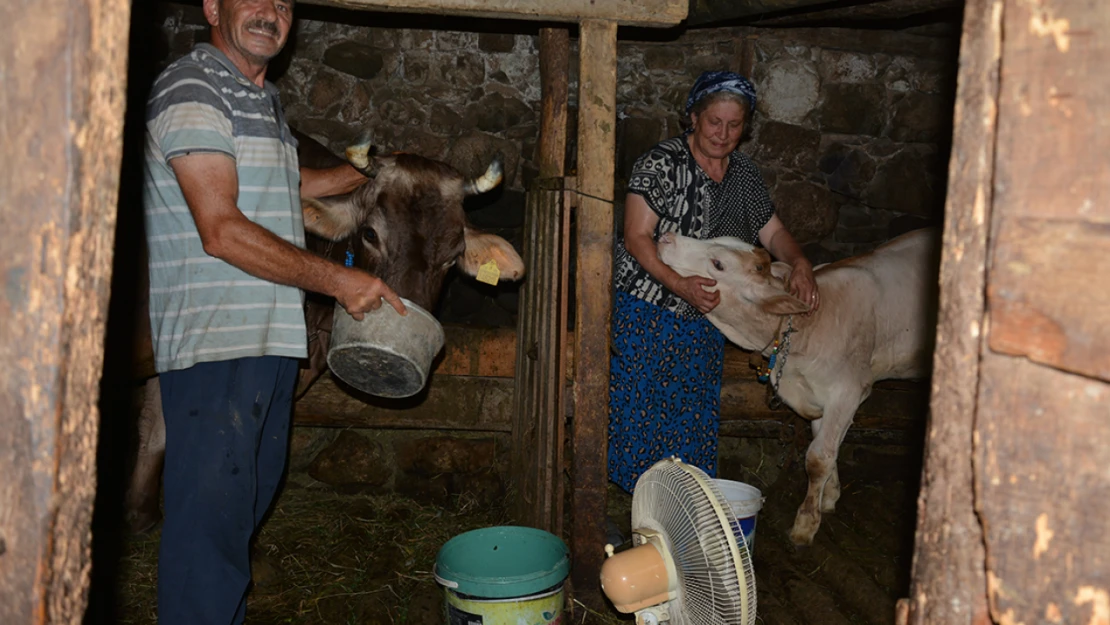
[608,291,726,493]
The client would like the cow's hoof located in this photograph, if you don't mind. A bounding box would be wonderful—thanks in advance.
[789,530,817,546]
[789,521,819,546]
[126,508,163,535]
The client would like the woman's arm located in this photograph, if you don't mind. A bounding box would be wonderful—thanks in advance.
[759,214,819,310]
[624,193,721,314]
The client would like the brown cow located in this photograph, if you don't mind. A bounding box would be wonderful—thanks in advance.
[126,131,524,532]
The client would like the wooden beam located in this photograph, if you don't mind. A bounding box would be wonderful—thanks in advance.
[570,18,617,612]
[687,0,831,25]
[903,1,997,623]
[300,0,686,27]
[295,374,514,431]
[0,0,131,621]
[750,0,961,27]
[295,363,924,435]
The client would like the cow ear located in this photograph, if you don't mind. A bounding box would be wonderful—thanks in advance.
[770,261,793,288]
[302,196,359,241]
[459,227,525,281]
[761,293,810,316]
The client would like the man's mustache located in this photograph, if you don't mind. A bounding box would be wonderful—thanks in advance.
[245,19,279,37]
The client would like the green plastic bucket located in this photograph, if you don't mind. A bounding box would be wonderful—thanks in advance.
[435,526,569,625]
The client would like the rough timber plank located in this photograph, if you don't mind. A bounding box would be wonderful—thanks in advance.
[976,354,1110,624]
[511,180,569,533]
[435,325,517,378]
[300,0,686,27]
[986,0,1110,383]
[902,1,999,623]
[972,2,1110,621]
[0,0,130,621]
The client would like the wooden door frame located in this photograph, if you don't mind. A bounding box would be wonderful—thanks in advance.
[905,1,1110,623]
[0,0,133,622]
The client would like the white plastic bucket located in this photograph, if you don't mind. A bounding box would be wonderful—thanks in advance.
[327,298,445,398]
[714,479,765,554]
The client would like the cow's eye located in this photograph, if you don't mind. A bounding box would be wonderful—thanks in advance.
[363,228,378,244]
[754,264,764,273]
[712,259,724,271]
[442,259,456,270]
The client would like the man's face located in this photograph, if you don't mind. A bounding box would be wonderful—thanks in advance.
[206,0,293,67]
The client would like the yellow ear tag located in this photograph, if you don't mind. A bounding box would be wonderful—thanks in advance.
[476,259,501,286]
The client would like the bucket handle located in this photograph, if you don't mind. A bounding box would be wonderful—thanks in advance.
[434,570,459,589]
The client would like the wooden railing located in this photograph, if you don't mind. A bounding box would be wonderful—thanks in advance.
[293,324,929,445]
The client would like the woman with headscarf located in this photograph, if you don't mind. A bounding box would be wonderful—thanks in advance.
[608,70,820,492]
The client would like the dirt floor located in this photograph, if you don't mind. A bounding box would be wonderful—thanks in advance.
[101,436,918,625]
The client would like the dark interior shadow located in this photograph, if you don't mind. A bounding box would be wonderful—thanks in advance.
[84,3,170,623]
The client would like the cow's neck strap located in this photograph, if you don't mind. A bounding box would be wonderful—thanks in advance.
[756,316,795,403]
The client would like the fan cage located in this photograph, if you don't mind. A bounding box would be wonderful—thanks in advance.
[631,459,757,625]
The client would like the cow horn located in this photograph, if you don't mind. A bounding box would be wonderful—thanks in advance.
[462,153,504,195]
[344,134,380,178]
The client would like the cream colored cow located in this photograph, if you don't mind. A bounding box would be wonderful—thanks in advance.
[658,228,939,545]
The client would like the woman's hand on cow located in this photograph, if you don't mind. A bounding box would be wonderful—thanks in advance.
[673,275,720,314]
[788,259,819,313]
[335,269,407,320]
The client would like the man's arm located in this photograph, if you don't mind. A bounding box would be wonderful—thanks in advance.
[171,152,404,318]
[300,164,367,198]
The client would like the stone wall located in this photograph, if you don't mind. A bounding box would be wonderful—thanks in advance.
[153,5,958,267]
[609,27,957,261]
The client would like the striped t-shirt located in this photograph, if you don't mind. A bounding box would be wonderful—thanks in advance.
[143,43,307,373]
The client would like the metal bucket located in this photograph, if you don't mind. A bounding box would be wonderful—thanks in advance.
[326,298,445,398]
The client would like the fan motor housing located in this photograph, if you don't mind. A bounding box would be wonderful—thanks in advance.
[600,541,674,613]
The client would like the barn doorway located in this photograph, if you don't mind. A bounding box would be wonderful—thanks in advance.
[19,0,1065,623]
[81,2,962,624]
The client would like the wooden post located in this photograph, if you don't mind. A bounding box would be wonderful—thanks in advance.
[509,26,571,531]
[904,1,999,623]
[570,18,617,610]
[0,0,131,622]
[538,28,570,179]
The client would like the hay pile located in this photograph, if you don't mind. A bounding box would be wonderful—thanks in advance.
[116,481,636,624]
[117,485,512,624]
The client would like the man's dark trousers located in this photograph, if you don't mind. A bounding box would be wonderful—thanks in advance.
[157,355,298,625]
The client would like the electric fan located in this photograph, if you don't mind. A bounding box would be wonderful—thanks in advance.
[600,458,756,625]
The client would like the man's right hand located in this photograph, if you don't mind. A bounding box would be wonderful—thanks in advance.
[334,268,406,320]
[673,275,720,314]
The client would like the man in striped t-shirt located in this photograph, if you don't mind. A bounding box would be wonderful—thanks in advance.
[142,1,405,623]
